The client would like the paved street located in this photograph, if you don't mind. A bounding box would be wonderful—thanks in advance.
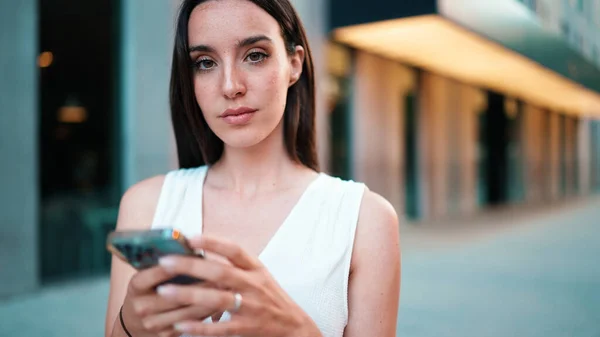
[399,197,600,337]
[1,197,599,337]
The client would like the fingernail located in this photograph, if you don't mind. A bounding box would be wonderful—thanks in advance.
[156,285,176,296]
[174,322,192,332]
[158,256,176,269]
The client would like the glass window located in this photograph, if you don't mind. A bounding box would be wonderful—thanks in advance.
[404,89,420,219]
[39,0,121,283]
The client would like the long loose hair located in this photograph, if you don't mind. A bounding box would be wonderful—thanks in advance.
[169,0,319,171]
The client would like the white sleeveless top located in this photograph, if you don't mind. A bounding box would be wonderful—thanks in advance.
[150,166,366,337]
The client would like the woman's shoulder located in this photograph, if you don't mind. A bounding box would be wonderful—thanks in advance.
[115,166,208,231]
[359,189,398,227]
[354,186,400,264]
[116,174,167,231]
[317,172,365,191]
[319,173,399,270]
[318,173,397,223]
[321,174,398,239]
[341,184,400,280]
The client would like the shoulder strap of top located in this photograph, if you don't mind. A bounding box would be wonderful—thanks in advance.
[151,166,207,238]
[318,175,366,320]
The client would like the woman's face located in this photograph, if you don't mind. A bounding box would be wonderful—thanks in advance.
[188,0,304,149]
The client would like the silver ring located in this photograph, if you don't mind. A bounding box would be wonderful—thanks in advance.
[230,293,242,313]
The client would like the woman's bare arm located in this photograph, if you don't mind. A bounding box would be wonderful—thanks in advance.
[104,175,165,337]
[344,190,401,337]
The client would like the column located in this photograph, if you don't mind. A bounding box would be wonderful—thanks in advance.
[577,117,591,195]
[446,80,462,215]
[0,0,39,298]
[351,51,414,215]
[522,104,544,203]
[291,0,330,172]
[593,121,600,192]
[419,72,451,218]
[120,0,180,191]
[548,111,562,200]
[458,85,484,214]
[564,117,577,196]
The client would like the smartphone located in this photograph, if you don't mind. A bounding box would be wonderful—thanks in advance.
[106,228,204,285]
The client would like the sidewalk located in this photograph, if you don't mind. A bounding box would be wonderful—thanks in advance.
[1,197,599,337]
[401,195,600,250]
[0,277,109,337]
[399,196,600,337]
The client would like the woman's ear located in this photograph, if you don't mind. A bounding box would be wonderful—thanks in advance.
[288,45,305,87]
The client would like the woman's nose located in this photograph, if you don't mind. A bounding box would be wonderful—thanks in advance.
[222,65,246,99]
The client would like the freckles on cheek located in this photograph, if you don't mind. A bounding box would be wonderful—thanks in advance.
[268,70,278,86]
[194,80,210,107]
[194,78,208,94]
[263,68,287,102]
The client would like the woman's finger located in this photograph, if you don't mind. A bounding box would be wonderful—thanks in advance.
[190,235,261,270]
[158,255,250,290]
[157,330,180,337]
[174,319,251,337]
[129,266,179,294]
[140,304,216,332]
[156,284,236,312]
[130,293,184,317]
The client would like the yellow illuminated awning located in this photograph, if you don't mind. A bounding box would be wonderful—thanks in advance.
[332,15,600,118]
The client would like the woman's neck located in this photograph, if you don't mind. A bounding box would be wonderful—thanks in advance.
[208,122,309,195]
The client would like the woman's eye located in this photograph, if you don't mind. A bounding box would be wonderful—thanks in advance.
[196,59,215,71]
[246,52,267,63]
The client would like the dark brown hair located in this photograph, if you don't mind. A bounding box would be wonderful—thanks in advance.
[169,0,318,171]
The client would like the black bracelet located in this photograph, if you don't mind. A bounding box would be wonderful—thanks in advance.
[119,305,133,337]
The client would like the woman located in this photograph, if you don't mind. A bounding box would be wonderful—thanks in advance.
[104,0,401,336]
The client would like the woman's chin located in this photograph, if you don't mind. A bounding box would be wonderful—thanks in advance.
[213,121,282,151]
[219,132,268,150]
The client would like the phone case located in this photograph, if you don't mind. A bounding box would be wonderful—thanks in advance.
[106,229,205,285]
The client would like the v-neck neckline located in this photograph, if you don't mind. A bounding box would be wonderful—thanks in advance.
[196,166,324,260]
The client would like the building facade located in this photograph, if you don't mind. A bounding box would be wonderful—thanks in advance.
[325,0,600,220]
[0,0,599,298]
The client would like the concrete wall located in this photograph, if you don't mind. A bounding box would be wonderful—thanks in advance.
[0,0,39,298]
[120,0,179,190]
[291,0,330,172]
[559,0,600,65]
[535,0,600,67]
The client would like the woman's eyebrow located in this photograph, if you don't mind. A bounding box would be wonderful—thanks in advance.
[237,34,272,48]
[189,34,273,54]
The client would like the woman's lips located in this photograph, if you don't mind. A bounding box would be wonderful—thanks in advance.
[220,107,257,125]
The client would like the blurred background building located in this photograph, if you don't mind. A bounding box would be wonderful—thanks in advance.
[1,0,599,300]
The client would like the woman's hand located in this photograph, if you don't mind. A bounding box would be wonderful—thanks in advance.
[119,261,224,337]
[156,235,324,337]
